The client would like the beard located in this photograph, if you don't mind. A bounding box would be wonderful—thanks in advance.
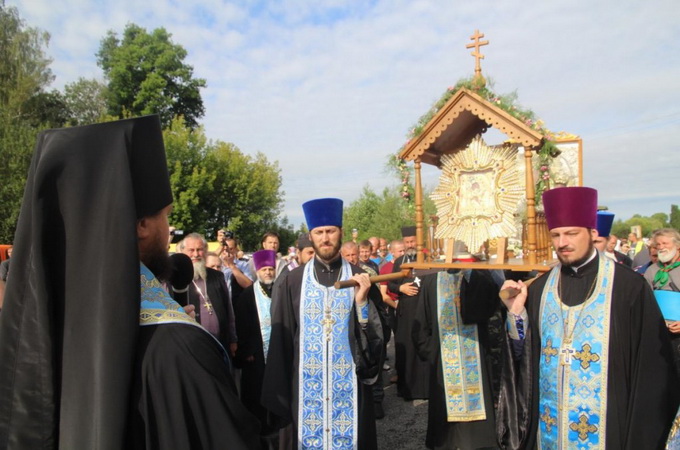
[312,238,342,263]
[658,247,678,264]
[557,240,595,268]
[193,259,207,280]
[404,248,417,258]
[144,241,172,282]
[257,273,274,286]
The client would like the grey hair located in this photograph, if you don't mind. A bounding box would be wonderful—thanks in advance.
[177,232,208,251]
[652,228,680,247]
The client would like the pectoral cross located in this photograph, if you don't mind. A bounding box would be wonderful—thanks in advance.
[322,309,335,337]
[560,346,574,365]
[203,300,213,314]
[414,276,421,288]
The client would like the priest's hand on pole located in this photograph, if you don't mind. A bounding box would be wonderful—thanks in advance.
[500,279,528,316]
[351,273,371,304]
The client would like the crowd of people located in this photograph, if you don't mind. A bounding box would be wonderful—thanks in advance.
[1,116,680,449]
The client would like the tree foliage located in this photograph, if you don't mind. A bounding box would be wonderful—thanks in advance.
[0,3,54,118]
[611,213,672,239]
[342,185,436,243]
[163,118,284,250]
[0,3,56,243]
[671,205,680,231]
[97,23,206,128]
[63,77,108,125]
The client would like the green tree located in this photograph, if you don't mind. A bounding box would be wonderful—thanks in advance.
[163,118,283,249]
[0,3,54,117]
[63,77,108,125]
[671,205,680,230]
[343,185,436,243]
[611,213,668,238]
[22,89,69,127]
[0,3,56,243]
[204,145,283,250]
[97,23,206,128]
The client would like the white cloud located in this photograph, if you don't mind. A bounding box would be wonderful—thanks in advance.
[8,0,680,229]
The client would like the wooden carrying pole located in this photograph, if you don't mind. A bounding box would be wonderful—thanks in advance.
[335,269,410,289]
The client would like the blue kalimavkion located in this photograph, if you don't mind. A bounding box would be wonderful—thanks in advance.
[253,280,272,363]
[298,258,360,449]
[436,270,487,422]
[538,256,614,450]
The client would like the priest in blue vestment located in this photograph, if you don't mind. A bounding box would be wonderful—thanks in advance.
[497,187,680,449]
[262,198,384,449]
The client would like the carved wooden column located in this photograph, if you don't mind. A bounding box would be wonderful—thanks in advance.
[415,157,425,263]
[429,215,439,260]
[524,146,537,264]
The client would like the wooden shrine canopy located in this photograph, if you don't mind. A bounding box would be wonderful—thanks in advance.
[398,86,552,272]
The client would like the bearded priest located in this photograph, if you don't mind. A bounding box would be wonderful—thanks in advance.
[262,198,384,450]
[497,187,680,449]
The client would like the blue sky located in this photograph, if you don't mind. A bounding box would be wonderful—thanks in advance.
[10,0,680,228]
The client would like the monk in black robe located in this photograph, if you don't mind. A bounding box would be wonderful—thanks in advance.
[261,198,384,449]
[498,187,680,449]
[0,116,260,449]
[389,225,430,400]
[414,270,499,449]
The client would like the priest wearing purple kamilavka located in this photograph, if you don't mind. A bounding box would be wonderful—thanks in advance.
[498,187,679,449]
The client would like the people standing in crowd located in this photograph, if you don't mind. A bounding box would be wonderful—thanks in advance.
[388,226,430,400]
[220,236,253,301]
[178,233,238,359]
[262,198,384,449]
[644,228,680,376]
[413,268,499,449]
[234,249,281,449]
[636,244,658,274]
[248,231,286,279]
[276,234,315,282]
[341,240,360,265]
[498,186,679,449]
[604,233,633,267]
[629,231,645,258]
[0,246,12,282]
[0,116,260,448]
[0,246,11,310]
[359,239,380,275]
[379,239,404,340]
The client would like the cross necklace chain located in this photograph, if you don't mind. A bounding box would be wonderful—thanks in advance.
[313,264,343,338]
[192,280,214,314]
[557,272,599,366]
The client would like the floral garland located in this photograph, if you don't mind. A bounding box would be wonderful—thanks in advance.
[396,76,563,205]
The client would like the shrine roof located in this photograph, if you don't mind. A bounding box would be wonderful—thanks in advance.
[398,88,544,166]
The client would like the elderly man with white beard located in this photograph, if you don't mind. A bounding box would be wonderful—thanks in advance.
[234,249,281,449]
[178,233,238,359]
[645,228,680,376]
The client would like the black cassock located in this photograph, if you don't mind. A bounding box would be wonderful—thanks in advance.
[413,270,500,450]
[128,323,261,449]
[497,254,680,449]
[389,254,431,400]
[261,257,384,450]
[234,283,281,444]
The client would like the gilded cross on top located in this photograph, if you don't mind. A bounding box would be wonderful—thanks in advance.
[466,30,489,80]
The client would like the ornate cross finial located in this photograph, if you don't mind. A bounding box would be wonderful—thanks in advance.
[466,30,489,84]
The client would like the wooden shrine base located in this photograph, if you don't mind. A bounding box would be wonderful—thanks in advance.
[402,258,554,273]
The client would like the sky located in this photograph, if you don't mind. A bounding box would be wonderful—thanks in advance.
[9,0,680,228]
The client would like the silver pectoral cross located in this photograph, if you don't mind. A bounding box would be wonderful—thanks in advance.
[560,346,574,365]
[414,276,421,288]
